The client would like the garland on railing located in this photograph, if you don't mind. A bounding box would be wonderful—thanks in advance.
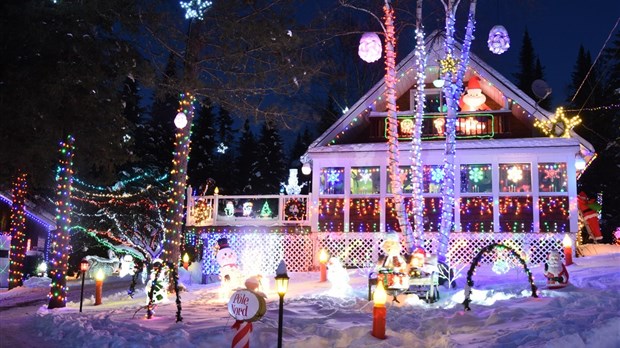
[463,242,538,311]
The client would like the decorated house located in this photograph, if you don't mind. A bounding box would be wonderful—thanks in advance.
[0,191,55,287]
[188,37,595,279]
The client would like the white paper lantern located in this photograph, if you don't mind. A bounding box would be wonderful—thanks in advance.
[174,112,188,129]
[487,25,510,55]
[358,32,382,63]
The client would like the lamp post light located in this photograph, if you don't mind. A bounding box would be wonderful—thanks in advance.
[275,260,289,348]
[319,249,328,282]
[371,280,387,339]
[94,270,104,306]
[79,259,90,312]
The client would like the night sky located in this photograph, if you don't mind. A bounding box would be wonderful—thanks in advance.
[468,0,619,107]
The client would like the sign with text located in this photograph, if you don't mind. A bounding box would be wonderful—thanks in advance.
[228,289,266,322]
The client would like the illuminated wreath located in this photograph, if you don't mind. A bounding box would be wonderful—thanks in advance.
[284,198,306,221]
[193,199,212,225]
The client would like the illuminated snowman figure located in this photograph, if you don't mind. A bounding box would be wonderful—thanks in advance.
[118,255,135,278]
[216,238,243,294]
[326,257,351,297]
[224,201,235,217]
[145,259,169,305]
[281,169,306,195]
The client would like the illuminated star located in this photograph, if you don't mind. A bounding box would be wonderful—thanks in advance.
[533,107,581,138]
[469,167,484,183]
[359,172,372,184]
[439,54,460,75]
[431,167,444,183]
[327,170,340,185]
[179,0,213,20]
[544,169,559,180]
[217,142,228,154]
[507,166,523,183]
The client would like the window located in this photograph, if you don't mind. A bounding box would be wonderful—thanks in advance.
[460,164,492,193]
[460,196,494,232]
[539,196,569,232]
[350,198,380,232]
[318,198,344,232]
[538,163,568,192]
[387,166,413,194]
[351,166,380,194]
[499,163,532,193]
[498,197,534,232]
[319,167,344,194]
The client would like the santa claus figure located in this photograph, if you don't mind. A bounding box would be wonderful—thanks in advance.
[459,76,491,111]
[577,191,603,242]
[377,233,409,291]
[216,238,243,291]
[408,247,428,278]
[544,250,569,289]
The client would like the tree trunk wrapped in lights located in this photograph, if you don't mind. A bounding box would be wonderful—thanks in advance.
[409,0,427,249]
[383,1,413,248]
[48,135,75,309]
[438,0,478,264]
[8,173,27,290]
[163,93,196,265]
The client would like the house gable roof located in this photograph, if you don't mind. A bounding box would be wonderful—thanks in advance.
[307,34,595,159]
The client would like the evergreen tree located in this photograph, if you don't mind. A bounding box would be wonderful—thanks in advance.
[187,102,217,191]
[120,75,143,125]
[146,53,179,172]
[250,121,287,194]
[575,35,620,241]
[212,106,237,193]
[0,0,146,190]
[567,45,599,108]
[534,58,551,110]
[289,127,314,168]
[235,119,257,194]
[318,95,341,136]
[514,29,551,109]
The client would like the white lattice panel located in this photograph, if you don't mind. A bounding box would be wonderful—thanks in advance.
[201,232,568,277]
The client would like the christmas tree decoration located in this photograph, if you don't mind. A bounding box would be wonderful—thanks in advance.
[48,135,75,309]
[544,250,569,289]
[259,202,272,218]
[463,243,537,311]
[534,107,581,138]
[487,25,510,54]
[8,173,27,290]
[358,32,382,63]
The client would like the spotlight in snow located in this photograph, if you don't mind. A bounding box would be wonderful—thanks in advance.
[174,112,188,129]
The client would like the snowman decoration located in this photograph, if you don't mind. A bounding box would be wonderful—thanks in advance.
[544,250,569,289]
[326,257,352,297]
[459,76,491,112]
[145,259,169,305]
[216,238,243,292]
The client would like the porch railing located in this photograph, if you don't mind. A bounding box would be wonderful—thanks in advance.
[186,189,311,227]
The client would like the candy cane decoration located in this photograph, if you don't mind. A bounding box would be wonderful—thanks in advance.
[231,320,253,348]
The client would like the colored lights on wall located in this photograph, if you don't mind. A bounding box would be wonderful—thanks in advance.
[460,197,493,232]
[318,199,344,232]
[539,196,569,233]
[498,197,534,232]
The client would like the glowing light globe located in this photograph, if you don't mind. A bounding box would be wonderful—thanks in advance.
[358,32,382,63]
[487,25,510,55]
[174,112,188,129]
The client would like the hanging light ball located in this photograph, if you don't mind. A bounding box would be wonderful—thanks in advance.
[174,112,188,129]
[358,32,382,63]
[487,25,510,55]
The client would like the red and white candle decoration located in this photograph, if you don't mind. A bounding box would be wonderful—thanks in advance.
[562,234,573,266]
[228,288,266,348]
[319,249,328,282]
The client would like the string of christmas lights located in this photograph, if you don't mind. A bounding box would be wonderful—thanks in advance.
[48,135,75,309]
[410,25,427,249]
[8,173,28,290]
[163,92,196,263]
[73,173,168,192]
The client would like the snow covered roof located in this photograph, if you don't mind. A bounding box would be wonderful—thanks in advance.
[305,34,595,162]
[0,192,55,230]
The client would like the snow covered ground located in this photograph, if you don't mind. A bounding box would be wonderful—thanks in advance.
[1,245,619,348]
